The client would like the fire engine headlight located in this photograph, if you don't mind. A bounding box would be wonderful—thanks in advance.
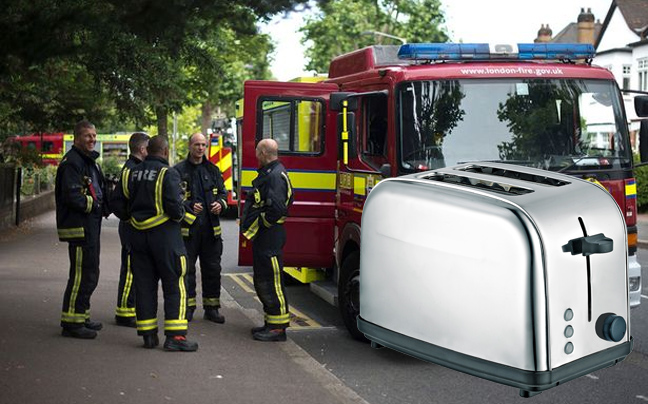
[629,276,641,292]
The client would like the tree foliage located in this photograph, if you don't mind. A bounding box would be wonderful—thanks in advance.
[300,0,448,73]
[0,0,307,139]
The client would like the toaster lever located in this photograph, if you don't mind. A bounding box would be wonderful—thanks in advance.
[562,233,613,256]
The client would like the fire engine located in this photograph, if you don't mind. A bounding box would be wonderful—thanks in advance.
[8,133,65,165]
[208,121,238,210]
[238,43,648,340]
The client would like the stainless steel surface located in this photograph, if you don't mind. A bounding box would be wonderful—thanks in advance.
[359,162,629,373]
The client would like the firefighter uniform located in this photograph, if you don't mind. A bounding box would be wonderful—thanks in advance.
[240,160,294,330]
[175,156,227,319]
[113,155,142,325]
[55,146,107,331]
[111,155,190,339]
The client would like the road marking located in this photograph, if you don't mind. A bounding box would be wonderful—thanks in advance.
[225,273,323,328]
[636,395,648,402]
[642,295,648,300]
[585,374,599,380]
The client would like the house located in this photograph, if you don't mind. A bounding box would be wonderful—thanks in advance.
[533,1,648,152]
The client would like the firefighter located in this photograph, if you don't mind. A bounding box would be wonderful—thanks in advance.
[240,138,294,342]
[111,135,198,351]
[175,133,228,323]
[113,132,149,327]
[56,120,108,339]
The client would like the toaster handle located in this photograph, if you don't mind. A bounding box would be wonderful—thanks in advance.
[562,233,613,256]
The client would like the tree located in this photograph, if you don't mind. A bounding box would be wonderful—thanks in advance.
[300,0,448,73]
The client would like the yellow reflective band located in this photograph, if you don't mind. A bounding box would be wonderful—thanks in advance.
[137,318,158,331]
[137,324,158,331]
[118,254,134,311]
[165,319,188,325]
[58,227,85,239]
[67,246,83,317]
[254,189,261,204]
[266,313,291,324]
[84,195,93,213]
[122,167,131,199]
[188,297,197,306]
[203,298,219,306]
[183,211,196,225]
[271,256,288,315]
[261,213,272,228]
[155,168,167,216]
[277,217,286,224]
[130,214,170,230]
[61,312,86,323]
[178,255,187,320]
[181,228,189,237]
[164,325,188,331]
[137,318,157,325]
[626,181,637,196]
[242,170,335,191]
[281,172,292,206]
[115,307,136,316]
[243,218,260,240]
[213,226,222,236]
[354,175,366,196]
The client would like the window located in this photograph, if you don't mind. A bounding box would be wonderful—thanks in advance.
[623,64,631,90]
[42,141,54,152]
[361,95,388,169]
[639,59,648,91]
[258,98,324,154]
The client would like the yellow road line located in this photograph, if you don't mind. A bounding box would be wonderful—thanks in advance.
[227,273,255,294]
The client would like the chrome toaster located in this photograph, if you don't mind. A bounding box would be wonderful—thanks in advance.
[357,163,632,397]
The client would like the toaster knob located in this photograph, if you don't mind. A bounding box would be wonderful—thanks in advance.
[596,313,626,342]
[562,233,613,256]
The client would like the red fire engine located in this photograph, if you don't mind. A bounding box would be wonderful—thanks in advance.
[238,43,648,340]
[8,133,65,165]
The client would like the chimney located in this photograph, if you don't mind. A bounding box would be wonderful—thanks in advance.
[535,24,553,43]
[577,7,595,44]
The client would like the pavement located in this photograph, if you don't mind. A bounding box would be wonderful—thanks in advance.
[638,213,648,248]
[0,211,368,404]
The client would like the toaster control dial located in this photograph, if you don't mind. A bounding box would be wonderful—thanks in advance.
[596,313,626,342]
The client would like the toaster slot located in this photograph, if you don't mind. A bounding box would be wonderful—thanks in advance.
[457,165,570,187]
[422,173,534,196]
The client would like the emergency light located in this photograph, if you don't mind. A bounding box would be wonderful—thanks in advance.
[397,43,595,62]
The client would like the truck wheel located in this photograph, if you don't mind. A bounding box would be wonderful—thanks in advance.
[338,251,368,342]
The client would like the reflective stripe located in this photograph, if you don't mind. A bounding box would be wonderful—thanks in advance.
[242,169,336,191]
[188,297,197,307]
[183,212,196,225]
[181,228,190,237]
[58,227,85,239]
[137,318,158,331]
[61,312,86,323]
[266,313,291,325]
[84,195,93,213]
[281,172,292,206]
[277,216,286,224]
[121,167,131,199]
[115,307,136,317]
[261,213,272,228]
[243,218,260,240]
[164,319,188,331]
[213,226,222,236]
[271,256,288,315]
[130,214,170,230]
[178,256,187,320]
[155,168,167,216]
[116,253,134,315]
[203,298,219,306]
[67,247,83,318]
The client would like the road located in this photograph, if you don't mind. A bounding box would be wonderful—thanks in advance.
[218,218,648,404]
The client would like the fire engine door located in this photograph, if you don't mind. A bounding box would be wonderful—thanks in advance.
[238,80,339,268]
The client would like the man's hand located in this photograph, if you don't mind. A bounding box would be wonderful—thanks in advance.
[210,201,222,215]
[193,202,203,214]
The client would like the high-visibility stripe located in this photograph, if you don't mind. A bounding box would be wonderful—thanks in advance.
[281,172,293,206]
[261,213,272,228]
[130,214,170,230]
[117,253,134,315]
[164,319,188,331]
[213,226,222,236]
[178,255,187,320]
[188,297,197,307]
[626,180,637,198]
[115,307,136,316]
[181,228,190,237]
[354,176,366,196]
[242,169,336,191]
[58,227,85,239]
[271,256,288,316]
[243,218,260,240]
[203,298,219,306]
[266,313,291,324]
[84,195,93,213]
[66,247,83,318]
[183,211,196,225]
[121,167,131,199]
[155,168,167,216]
[61,312,86,323]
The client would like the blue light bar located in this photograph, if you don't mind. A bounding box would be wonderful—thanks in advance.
[398,43,490,61]
[397,43,595,61]
[517,43,595,60]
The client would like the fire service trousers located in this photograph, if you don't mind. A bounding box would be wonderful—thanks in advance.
[115,221,136,320]
[252,225,290,329]
[129,222,188,337]
[60,215,102,329]
[185,222,223,310]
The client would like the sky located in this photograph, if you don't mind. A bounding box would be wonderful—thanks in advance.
[261,0,625,81]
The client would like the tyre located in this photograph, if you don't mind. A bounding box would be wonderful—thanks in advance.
[338,251,368,342]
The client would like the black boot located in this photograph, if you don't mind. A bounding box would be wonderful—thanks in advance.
[143,334,159,349]
[115,316,136,328]
[84,320,103,331]
[164,335,198,352]
[62,326,97,339]
[204,308,225,324]
[250,323,268,334]
[252,328,287,342]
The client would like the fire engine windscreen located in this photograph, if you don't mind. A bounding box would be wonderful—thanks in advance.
[397,79,631,173]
